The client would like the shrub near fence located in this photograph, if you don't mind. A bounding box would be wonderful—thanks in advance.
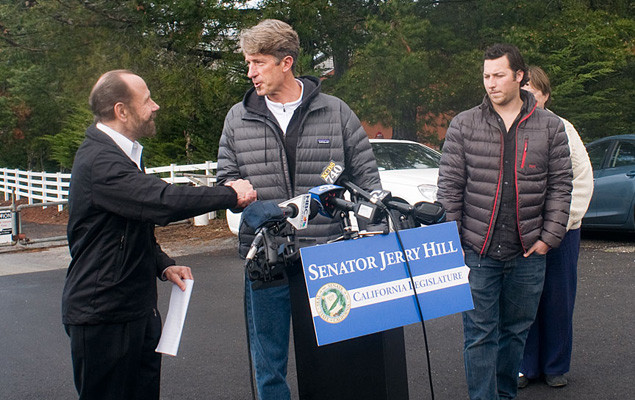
[0,162,218,212]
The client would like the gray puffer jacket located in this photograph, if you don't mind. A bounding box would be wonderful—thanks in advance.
[437,92,572,255]
[217,76,381,256]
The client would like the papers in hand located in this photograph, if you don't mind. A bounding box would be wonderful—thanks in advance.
[156,279,194,356]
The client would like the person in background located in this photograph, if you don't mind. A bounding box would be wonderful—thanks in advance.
[437,44,573,400]
[63,70,256,400]
[518,65,594,389]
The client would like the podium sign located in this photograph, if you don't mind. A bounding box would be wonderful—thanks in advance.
[300,222,473,346]
[0,210,12,243]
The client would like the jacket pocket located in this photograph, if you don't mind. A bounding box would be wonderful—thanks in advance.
[113,223,129,282]
[520,138,528,169]
[112,234,125,281]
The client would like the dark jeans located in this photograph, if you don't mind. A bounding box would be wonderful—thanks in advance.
[65,310,162,400]
[463,249,546,400]
[521,228,580,378]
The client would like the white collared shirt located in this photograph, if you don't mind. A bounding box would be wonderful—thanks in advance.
[265,79,304,135]
[96,122,144,170]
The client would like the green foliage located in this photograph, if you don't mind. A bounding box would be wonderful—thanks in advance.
[0,0,632,171]
[506,3,634,140]
[46,106,94,171]
[331,1,435,141]
[0,0,252,170]
[328,0,633,143]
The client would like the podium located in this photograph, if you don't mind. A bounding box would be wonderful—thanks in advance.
[288,222,474,399]
[288,268,409,400]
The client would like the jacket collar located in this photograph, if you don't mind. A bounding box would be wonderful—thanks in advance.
[479,89,537,119]
[85,124,141,165]
[86,123,120,147]
[242,75,323,117]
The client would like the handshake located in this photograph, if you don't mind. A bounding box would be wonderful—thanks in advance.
[225,179,258,208]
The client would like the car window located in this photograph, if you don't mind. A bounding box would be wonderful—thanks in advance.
[586,140,612,171]
[371,142,440,170]
[611,141,635,168]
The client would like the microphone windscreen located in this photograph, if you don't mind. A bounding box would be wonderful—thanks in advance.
[241,200,285,229]
[309,199,321,220]
[413,201,446,225]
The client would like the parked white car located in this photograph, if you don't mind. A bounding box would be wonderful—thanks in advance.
[226,138,441,234]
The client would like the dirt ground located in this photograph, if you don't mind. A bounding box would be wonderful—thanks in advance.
[0,199,234,243]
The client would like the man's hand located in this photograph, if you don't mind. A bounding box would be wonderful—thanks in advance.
[163,265,193,291]
[524,240,550,257]
[225,179,257,208]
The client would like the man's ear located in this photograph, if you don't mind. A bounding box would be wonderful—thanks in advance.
[281,55,294,73]
[113,102,127,121]
[515,70,524,84]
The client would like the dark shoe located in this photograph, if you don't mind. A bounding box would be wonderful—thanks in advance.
[545,374,568,387]
[518,374,530,389]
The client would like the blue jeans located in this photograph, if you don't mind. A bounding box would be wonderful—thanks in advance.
[463,249,546,400]
[244,274,292,400]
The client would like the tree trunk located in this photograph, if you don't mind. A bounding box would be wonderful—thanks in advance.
[332,47,349,80]
[391,107,418,141]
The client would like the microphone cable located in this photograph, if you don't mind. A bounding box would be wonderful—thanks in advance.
[244,275,258,400]
[380,204,436,400]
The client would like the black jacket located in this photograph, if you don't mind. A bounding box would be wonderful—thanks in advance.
[62,124,237,325]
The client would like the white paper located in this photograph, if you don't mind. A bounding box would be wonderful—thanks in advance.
[156,279,194,356]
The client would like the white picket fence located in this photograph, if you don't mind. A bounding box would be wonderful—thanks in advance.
[0,161,218,210]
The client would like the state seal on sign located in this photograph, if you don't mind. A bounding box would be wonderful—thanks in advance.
[315,283,351,324]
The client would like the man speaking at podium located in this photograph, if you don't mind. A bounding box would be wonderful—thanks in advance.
[217,19,409,400]
[62,70,256,400]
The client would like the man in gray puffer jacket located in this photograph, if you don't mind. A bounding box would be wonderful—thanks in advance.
[437,44,572,400]
[217,19,408,400]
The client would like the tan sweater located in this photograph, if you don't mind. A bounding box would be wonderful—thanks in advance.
[558,116,594,230]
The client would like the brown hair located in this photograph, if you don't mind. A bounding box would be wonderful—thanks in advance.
[240,19,300,72]
[88,69,134,122]
[527,66,552,108]
[484,43,529,87]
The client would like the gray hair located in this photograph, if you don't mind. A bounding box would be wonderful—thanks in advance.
[240,19,300,72]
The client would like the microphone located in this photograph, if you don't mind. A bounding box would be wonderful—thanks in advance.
[241,195,321,231]
[308,184,381,223]
[246,228,266,261]
[307,184,347,217]
[319,160,446,226]
[412,201,446,225]
[278,194,320,230]
[320,161,379,204]
[243,196,321,261]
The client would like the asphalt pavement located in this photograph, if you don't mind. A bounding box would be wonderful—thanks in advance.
[0,228,633,399]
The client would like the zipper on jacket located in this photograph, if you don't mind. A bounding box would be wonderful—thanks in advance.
[514,103,537,253]
[480,130,505,256]
[520,139,528,169]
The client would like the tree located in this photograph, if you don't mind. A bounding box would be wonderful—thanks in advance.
[507,2,634,140]
[0,0,254,169]
[0,0,631,170]
[259,0,383,78]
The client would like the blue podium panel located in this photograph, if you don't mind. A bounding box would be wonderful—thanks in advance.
[300,222,474,346]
